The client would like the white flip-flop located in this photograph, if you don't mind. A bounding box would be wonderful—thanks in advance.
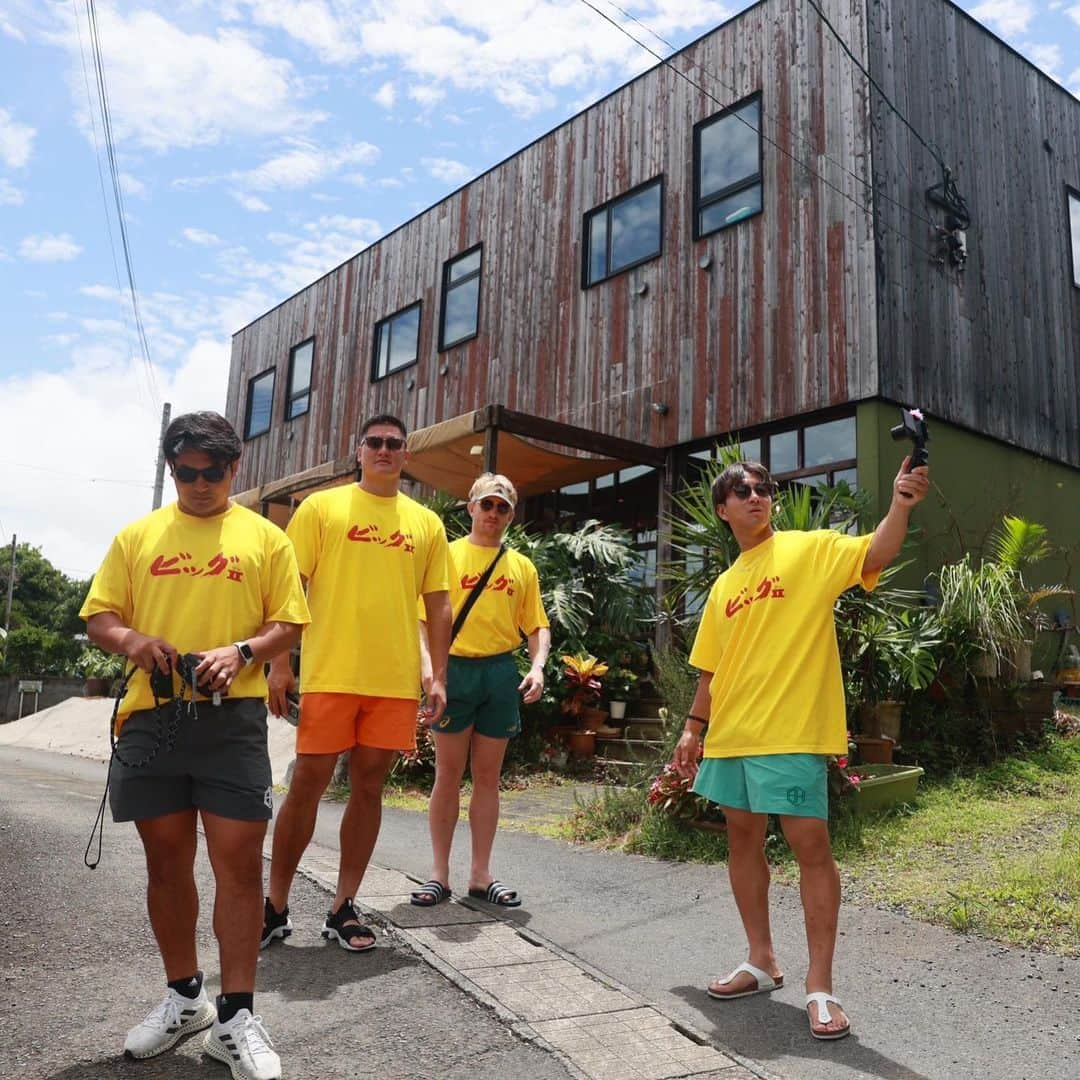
[805,991,852,1040]
[707,961,784,1000]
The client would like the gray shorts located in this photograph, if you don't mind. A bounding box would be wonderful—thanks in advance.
[109,698,273,823]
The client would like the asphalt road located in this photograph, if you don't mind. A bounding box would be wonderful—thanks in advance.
[0,747,572,1080]
[362,788,1080,1080]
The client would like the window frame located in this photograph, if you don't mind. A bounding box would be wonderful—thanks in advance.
[438,243,483,351]
[581,175,665,289]
[1067,185,1080,290]
[243,366,276,441]
[371,300,423,382]
[284,336,315,421]
[693,91,764,241]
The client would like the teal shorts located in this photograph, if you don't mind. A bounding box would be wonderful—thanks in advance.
[434,652,521,739]
[693,753,828,820]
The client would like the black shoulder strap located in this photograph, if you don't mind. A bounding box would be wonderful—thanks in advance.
[450,545,506,644]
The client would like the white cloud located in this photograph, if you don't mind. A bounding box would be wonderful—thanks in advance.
[408,84,446,108]
[0,179,25,206]
[233,192,272,212]
[374,80,396,109]
[0,106,35,168]
[422,156,474,186]
[0,339,231,577]
[182,227,223,246]
[120,172,148,199]
[19,233,83,262]
[63,7,318,152]
[1027,43,1063,78]
[1069,4,1080,26]
[238,0,361,64]
[233,138,381,191]
[968,1,1037,36]
[261,213,384,294]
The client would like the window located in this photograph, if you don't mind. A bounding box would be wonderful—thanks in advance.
[372,302,421,381]
[244,368,275,440]
[285,338,313,420]
[1069,187,1080,289]
[439,246,482,350]
[583,177,663,286]
[694,94,763,239]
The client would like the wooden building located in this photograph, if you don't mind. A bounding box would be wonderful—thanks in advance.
[226,0,1080,587]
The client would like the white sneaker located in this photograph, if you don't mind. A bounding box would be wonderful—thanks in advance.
[204,1009,282,1079]
[123,986,215,1058]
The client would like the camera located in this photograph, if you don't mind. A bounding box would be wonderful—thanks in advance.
[149,661,174,701]
[890,406,930,474]
[178,652,225,701]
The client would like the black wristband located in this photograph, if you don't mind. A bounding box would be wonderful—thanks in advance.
[684,715,707,733]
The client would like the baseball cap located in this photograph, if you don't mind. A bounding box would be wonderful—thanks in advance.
[468,473,517,509]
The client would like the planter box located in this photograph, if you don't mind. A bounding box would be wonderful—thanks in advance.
[851,764,924,815]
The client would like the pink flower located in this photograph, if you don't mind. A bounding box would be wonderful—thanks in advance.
[849,775,861,786]
[835,756,848,769]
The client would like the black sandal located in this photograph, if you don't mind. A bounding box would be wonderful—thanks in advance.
[468,881,521,907]
[410,880,451,907]
[321,898,376,952]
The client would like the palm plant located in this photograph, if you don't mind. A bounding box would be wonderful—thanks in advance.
[987,516,1073,635]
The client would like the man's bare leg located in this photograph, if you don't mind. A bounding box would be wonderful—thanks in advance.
[708,807,782,996]
[428,729,471,887]
[333,745,397,908]
[267,752,337,911]
[136,809,200,981]
[466,732,509,891]
[202,812,267,992]
[780,814,848,1036]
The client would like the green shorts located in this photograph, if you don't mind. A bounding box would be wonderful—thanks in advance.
[693,753,828,820]
[434,652,521,739]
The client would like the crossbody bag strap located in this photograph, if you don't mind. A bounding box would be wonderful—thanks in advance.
[450,544,506,644]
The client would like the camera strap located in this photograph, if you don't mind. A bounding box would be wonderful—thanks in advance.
[84,661,199,870]
[450,545,506,645]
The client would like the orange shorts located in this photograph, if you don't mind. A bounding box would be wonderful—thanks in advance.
[295,693,418,755]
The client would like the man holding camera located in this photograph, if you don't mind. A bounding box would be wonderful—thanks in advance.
[671,452,929,1042]
[81,411,310,1079]
[263,414,452,953]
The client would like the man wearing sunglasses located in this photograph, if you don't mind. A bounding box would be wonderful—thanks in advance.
[80,411,310,1079]
[411,474,549,909]
[263,414,452,954]
[671,453,929,1043]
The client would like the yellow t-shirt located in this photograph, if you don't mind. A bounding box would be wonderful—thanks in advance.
[287,485,449,698]
[79,502,310,722]
[432,538,549,658]
[688,529,880,758]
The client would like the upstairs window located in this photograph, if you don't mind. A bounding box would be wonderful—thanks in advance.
[372,302,421,381]
[285,338,313,420]
[1069,187,1080,289]
[583,177,663,287]
[439,246,482,350]
[244,368,275,440]
[694,93,763,239]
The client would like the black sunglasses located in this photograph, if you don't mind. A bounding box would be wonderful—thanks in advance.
[731,481,775,500]
[362,436,406,451]
[478,498,513,515]
[173,464,228,484]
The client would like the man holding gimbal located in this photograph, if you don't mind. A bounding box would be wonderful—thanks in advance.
[81,411,310,1078]
[671,445,929,1042]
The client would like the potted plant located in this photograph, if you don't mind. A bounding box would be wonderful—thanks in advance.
[560,653,609,736]
[605,666,639,722]
[828,754,925,815]
[987,516,1073,681]
[76,646,125,697]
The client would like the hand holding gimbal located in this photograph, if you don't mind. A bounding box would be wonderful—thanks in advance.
[890,407,930,499]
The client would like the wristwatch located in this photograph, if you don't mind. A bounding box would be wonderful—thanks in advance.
[234,641,255,666]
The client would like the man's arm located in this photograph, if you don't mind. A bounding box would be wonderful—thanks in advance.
[863,458,930,576]
[267,572,307,716]
[86,611,177,675]
[518,626,551,704]
[671,670,713,778]
[421,590,452,725]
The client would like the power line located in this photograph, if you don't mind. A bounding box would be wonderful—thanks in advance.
[82,0,159,407]
[0,460,153,489]
[578,0,941,262]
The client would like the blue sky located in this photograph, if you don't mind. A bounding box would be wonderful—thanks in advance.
[1,0,1078,579]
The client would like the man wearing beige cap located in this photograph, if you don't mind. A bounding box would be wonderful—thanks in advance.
[412,473,550,909]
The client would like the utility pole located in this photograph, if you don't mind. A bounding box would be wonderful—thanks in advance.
[2,534,15,662]
[151,401,172,510]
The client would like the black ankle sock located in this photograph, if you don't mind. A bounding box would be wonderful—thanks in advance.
[168,972,203,999]
[217,992,254,1024]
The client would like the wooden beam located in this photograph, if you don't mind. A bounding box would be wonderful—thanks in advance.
[493,407,665,467]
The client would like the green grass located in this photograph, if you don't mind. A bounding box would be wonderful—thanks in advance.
[564,736,1080,955]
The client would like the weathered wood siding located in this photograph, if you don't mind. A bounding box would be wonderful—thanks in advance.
[227,0,879,490]
[868,0,1080,466]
